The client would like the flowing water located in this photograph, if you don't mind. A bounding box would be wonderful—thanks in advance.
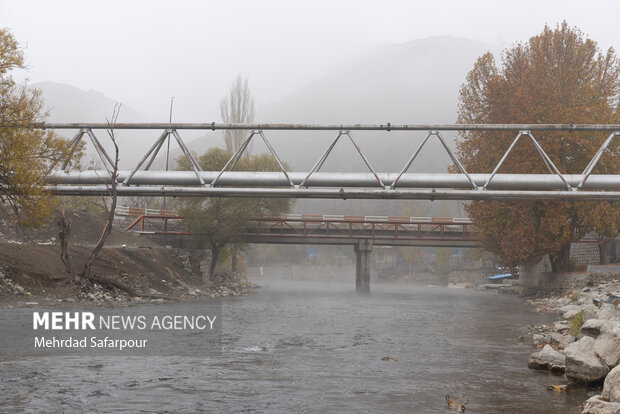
[1,280,592,413]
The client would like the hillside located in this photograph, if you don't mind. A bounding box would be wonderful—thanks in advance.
[35,81,158,168]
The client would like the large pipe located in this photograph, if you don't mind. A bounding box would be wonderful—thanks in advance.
[47,186,620,201]
[46,171,620,191]
[32,123,620,131]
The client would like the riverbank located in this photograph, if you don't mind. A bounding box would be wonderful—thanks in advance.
[0,241,253,308]
[524,278,620,413]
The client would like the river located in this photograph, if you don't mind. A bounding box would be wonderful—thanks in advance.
[1,280,590,413]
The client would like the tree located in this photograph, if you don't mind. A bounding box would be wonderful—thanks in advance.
[0,29,81,226]
[177,148,291,281]
[456,22,620,272]
[220,74,255,153]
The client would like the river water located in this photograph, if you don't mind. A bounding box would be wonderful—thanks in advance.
[1,280,591,413]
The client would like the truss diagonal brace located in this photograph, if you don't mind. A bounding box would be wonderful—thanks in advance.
[171,129,205,186]
[210,131,256,187]
[525,131,572,190]
[257,131,295,188]
[46,129,84,174]
[300,131,344,188]
[434,131,478,190]
[577,131,619,190]
[123,130,170,186]
[345,131,385,189]
[390,131,433,189]
[483,130,571,190]
[85,128,115,173]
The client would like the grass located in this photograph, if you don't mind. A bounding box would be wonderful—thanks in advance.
[569,311,584,337]
[569,292,579,302]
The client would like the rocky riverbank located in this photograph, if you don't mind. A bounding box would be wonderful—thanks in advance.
[524,279,620,413]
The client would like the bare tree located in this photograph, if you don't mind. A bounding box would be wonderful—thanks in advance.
[57,207,72,275]
[219,74,255,153]
[77,103,121,282]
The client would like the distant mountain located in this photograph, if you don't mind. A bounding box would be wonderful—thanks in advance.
[34,81,152,168]
[35,81,146,123]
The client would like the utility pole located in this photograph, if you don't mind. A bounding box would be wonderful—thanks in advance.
[162,97,174,211]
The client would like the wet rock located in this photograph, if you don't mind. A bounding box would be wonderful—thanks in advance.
[582,395,620,414]
[565,336,610,383]
[528,345,565,373]
[547,332,576,349]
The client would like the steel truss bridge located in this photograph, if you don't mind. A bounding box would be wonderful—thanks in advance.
[38,123,620,201]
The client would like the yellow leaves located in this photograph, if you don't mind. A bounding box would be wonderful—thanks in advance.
[545,384,567,392]
[0,29,81,227]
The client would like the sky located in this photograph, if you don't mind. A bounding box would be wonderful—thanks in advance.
[2,0,619,122]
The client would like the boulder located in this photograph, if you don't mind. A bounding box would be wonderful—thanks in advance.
[561,304,584,320]
[599,304,619,320]
[565,336,610,383]
[595,323,620,368]
[532,333,546,346]
[603,366,620,403]
[528,345,565,373]
[553,321,570,333]
[582,319,612,339]
[584,304,601,320]
[582,395,620,414]
[547,332,576,349]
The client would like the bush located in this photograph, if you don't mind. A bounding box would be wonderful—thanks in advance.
[569,311,584,337]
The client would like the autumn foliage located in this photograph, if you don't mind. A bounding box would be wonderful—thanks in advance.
[0,29,81,226]
[456,22,620,272]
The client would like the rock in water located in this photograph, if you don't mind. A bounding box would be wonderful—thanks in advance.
[603,366,620,403]
[565,336,610,383]
[528,345,566,373]
[582,395,620,414]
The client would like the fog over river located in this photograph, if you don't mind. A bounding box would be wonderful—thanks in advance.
[1,280,589,413]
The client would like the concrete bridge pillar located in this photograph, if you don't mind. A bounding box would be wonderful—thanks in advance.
[355,240,372,293]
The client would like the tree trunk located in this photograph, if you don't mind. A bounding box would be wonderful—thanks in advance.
[550,242,572,273]
[209,244,220,281]
[231,245,238,274]
[77,105,120,282]
[57,208,72,275]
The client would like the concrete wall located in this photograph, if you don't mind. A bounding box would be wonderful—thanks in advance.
[570,242,600,266]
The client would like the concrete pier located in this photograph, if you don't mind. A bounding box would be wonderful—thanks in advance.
[355,240,372,293]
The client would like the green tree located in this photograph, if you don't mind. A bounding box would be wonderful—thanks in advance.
[177,148,292,280]
[0,28,81,226]
[457,22,620,272]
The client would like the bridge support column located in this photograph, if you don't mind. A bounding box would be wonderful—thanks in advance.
[355,240,372,293]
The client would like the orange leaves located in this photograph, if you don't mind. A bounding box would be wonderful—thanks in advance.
[457,23,620,270]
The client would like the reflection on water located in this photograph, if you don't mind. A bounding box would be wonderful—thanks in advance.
[1,280,588,413]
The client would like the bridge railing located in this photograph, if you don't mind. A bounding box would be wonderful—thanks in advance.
[248,216,476,242]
